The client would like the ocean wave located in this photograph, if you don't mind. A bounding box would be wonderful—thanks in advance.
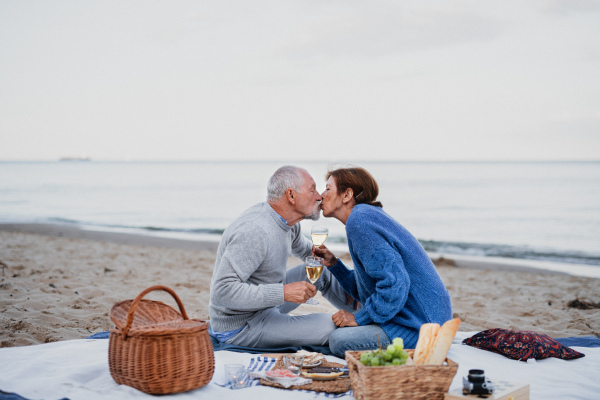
[140,226,226,235]
[37,218,600,267]
[46,218,226,236]
[419,239,600,266]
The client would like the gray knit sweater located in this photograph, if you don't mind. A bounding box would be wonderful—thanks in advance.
[209,202,313,333]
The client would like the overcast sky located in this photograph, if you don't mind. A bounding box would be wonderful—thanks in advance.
[1,1,599,161]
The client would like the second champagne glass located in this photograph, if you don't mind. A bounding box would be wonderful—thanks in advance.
[311,225,329,248]
[304,256,324,305]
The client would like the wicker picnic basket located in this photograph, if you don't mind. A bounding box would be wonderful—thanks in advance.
[108,285,214,394]
[346,349,458,400]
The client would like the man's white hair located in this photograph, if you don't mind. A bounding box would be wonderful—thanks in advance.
[267,166,308,202]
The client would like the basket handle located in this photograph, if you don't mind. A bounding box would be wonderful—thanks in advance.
[122,285,190,339]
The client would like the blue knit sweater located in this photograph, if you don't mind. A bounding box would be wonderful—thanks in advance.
[329,204,452,348]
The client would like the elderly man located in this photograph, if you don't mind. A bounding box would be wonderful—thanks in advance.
[209,165,354,348]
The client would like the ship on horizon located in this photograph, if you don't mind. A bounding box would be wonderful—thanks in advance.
[59,156,92,162]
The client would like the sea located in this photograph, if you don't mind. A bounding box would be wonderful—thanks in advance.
[1,161,599,276]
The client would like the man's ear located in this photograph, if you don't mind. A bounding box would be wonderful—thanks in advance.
[286,188,296,204]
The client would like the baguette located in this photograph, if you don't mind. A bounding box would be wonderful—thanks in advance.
[425,317,461,365]
[413,323,440,364]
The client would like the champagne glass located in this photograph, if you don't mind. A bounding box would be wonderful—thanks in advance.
[304,256,324,305]
[311,225,329,249]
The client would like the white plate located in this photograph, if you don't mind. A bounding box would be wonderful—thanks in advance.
[302,360,323,369]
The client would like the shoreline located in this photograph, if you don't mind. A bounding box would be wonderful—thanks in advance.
[0,222,220,252]
[1,222,597,277]
[1,223,599,348]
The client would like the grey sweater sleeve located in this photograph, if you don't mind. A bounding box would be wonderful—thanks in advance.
[211,224,284,313]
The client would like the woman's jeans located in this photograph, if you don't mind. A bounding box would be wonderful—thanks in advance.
[329,324,391,358]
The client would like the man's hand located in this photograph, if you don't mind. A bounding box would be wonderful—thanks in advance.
[283,281,317,304]
[332,309,358,327]
[312,244,337,267]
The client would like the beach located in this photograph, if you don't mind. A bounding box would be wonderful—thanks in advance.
[1,223,599,348]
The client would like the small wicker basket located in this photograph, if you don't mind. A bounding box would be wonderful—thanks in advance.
[108,285,214,394]
[346,349,458,400]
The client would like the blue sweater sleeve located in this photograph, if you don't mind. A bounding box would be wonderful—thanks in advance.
[352,246,411,326]
[329,258,359,300]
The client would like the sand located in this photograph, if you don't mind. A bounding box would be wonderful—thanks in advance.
[1,224,599,348]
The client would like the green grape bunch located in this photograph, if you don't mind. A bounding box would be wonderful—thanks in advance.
[359,337,409,367]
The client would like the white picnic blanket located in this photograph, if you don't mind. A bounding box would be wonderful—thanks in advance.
[0,332,598,400]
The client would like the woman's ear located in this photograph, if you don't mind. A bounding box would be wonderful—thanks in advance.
[342,188,354,204]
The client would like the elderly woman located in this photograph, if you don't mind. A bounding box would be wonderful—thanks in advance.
[314,166,452,357]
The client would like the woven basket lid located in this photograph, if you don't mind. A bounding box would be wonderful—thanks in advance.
[110,286,209,338]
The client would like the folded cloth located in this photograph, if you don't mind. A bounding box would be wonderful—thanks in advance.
[86,331,109,339]
[209,334,334,355]
[555,335,600,348]
[86,331,335,355]
[88,331,600,352]
[248,371,312,389]
[0,391,68,400]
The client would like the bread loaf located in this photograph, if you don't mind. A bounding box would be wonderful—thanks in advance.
[425,317,461,365]
[413,323,440,364]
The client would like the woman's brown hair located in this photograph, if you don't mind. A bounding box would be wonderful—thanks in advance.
[326,167,383,208]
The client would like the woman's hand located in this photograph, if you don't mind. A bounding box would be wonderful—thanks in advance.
[312,244,337,267]
[332,309,358,328]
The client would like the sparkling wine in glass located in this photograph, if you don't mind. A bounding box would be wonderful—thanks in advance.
[304,256,324,305]
[311,226,329,249]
